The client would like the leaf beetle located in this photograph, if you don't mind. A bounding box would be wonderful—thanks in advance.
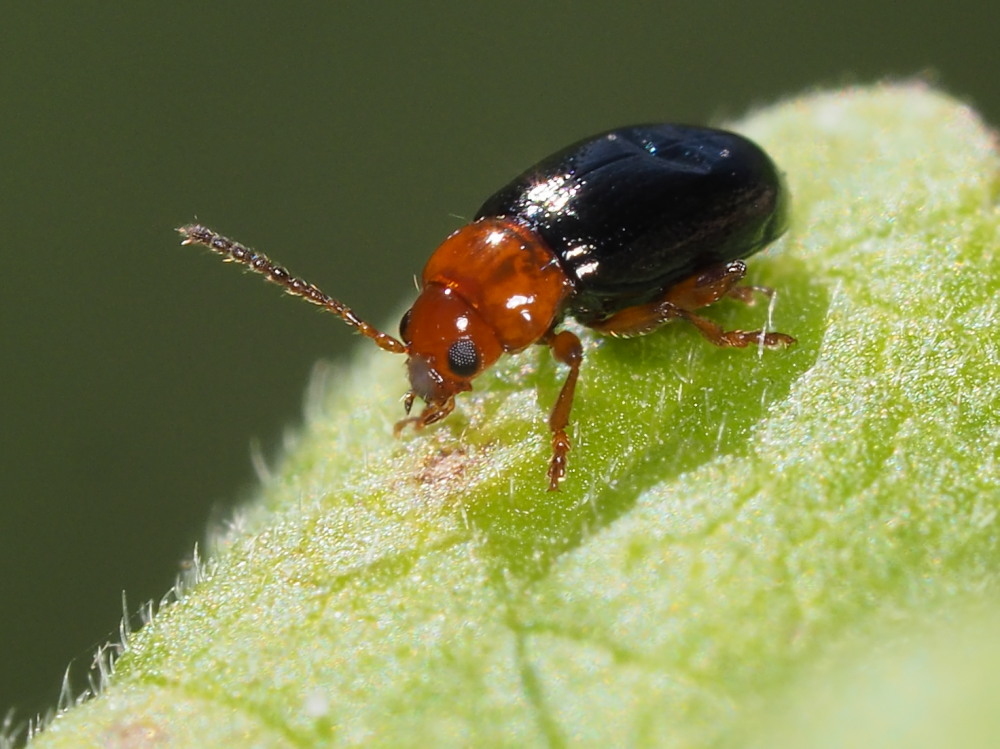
[179,123,795,491]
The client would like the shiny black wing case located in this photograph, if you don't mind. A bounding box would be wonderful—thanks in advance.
[475,124,787,322]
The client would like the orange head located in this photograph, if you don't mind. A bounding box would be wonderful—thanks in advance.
[396,283,505,427]
[396,218,571,430]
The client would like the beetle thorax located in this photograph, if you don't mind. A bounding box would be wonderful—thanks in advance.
[420,218,571,351]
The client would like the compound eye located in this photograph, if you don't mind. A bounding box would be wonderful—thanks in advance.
[398,308,413,342]
[446,337,479,378]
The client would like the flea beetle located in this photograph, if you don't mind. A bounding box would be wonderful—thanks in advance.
[179,124,794,491]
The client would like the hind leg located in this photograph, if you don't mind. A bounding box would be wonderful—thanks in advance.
[588,260,795,348]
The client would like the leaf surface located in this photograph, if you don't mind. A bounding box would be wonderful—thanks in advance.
[33,83,1000,748]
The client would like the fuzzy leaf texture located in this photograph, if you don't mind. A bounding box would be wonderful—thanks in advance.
[31,84,1000,748]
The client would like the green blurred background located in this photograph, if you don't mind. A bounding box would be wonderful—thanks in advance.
[2,1,997,723]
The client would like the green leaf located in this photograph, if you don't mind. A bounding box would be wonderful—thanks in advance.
[32,83,1000,748]
[750,606,1000,749]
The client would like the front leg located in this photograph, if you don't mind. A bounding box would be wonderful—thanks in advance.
[543,329,583,491]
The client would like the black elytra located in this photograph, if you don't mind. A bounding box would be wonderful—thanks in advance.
[477,124,788,323]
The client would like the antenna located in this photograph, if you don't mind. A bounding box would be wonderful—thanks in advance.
[177,224,407,354]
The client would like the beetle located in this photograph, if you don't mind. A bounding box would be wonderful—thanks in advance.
[179,123,795,491]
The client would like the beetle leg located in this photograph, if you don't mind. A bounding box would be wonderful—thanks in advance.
[588,260,747,337]
[542,329,583,491]
[670,308,795,348]
[589,260,795,347]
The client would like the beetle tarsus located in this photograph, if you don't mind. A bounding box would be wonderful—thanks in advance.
[548,433,570,491]
[675,311,796,349]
